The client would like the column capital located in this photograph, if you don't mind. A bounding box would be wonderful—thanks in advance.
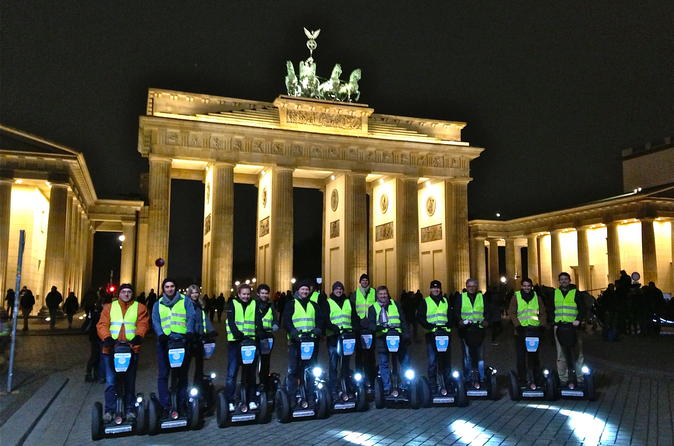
[639,217,655,223]
[443,177,472,185]
[210,161,235,168]
[148,154,172,163]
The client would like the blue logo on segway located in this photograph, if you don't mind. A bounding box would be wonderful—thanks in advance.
[435,335,449,352]
[113,352,132,372]
[202,342,216,360]
[360,334,373,350]
[300,341,315,360]
[259,338,274,355]
[240,345,257,364]
[525,336,540,352]
[385,335,400,352]
[168,348,185,368]
[340,338,356,356]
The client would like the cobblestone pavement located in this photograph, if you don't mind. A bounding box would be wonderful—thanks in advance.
[5,321,674,446]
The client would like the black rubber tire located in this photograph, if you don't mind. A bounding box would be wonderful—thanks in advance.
[316,387,330,419]
[488,372,499,400]
[374,377,385,409]
[545,373,557,401]
[189,397,201,430]
[356,382,368,411]
[275,389,291,423]
[419,376,432,407]
[216,391,229,428]
[91,402,103,441]
[147,397,160,435]
[409,379,420,409]
[584,372,597,401]
[135,399,147,435]
[455,375,468,407]
[257,391,272,424]
[509,370,521,401]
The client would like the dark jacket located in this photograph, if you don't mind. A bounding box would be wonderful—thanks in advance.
[367,299,408,353]
[256,298,279,338]
[417,294,453,332]
[46,290,63,310]
[20,289,35,310]
[64,293,79,315]
[226,297,259,341]
[453,292,490,330]
[551,287,586,323]
[151,293,196,339]
[321,292,360,335]
[508,291,548,329]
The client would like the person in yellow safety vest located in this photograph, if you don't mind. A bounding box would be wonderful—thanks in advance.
[350,273,376,387]
[255,283,279,392]
[282,279,324,401]
[417,280,454,387]
[553,272,586,386]
[152,278,196,416]
[367,285,410,393]
[320,281,359,395]
[185,284,217,390]
[509,277,548,389]
[225,283,261,410]
[97,283,149,422]
[455,278,489,381]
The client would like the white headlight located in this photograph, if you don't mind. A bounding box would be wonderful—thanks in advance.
[317,383,324,389]
[353,372,363,382]
[451,370,460,379]
[492,368,498,375]
[210,372,217,379]
[312,367,323,378]
[581,366,590,374]
[543,369,549,376]
[189,387,199,397]
[404,369,415,380]
[136,396,143,403]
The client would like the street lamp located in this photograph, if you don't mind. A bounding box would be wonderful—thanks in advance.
[118,234,125,242]
[290,278,296,284]
[500,276,507,284]
[234,280,240,286]
[245,279,250,285]
[252,277,257,283]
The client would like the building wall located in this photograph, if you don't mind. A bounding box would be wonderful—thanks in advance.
[539,233,552,285]
[418,180,448,292]
[202,167,213,295]
[654,220,672,286]
[559,230,578,279]
[255,171,272,288]
[323,175,346,290]
[618,221,643,276]
[587,226,608,290]
[623,146,674,192]
[372,178,398,295]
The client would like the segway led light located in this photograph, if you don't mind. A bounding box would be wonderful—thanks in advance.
[581,366,590,374]
[404,369,415,380]
[312,366,323,378]
[210,372,217,379]
[353,372,363,382]
[543,369,550,376]
[189,387,199,397]
[136,396,143,403]
[451,370,460,379]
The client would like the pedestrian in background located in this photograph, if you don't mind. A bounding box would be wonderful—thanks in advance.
[19,286,35,331]
[46,286,63,329]
[64,291,79,329]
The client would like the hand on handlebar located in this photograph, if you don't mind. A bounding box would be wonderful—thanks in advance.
[572,320,580,327]
[102,336,115,348]
[311,328,322,337]
[129,335,143,346]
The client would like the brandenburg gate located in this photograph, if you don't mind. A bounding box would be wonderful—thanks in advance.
[136,89,484,296]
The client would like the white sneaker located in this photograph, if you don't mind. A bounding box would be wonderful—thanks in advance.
[228,403,235,412]
[248,401,258,410]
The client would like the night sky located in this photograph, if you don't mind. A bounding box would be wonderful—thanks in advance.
[2,2,673,288]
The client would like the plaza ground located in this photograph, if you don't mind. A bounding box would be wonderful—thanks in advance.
[1,316,672,446]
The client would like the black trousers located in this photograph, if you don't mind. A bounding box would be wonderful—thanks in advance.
[515,334,541,383]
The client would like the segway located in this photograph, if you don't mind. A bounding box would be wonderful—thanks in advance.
[462,323,499,399]
[359,329,375,399]
[275,333,330,422]
[508,326,556,401]
[195,341,217,415]
[215,338,271,427]
[330,330,368,412]
[373,327,420,409]
[148,339,201,433]
[553,322,596,400]
[419,328,467,407]
[91,342,147,440]
[258,334,280,408]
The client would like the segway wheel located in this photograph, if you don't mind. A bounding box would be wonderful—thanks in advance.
[584,372,597,401]
[508,370,521,401]
[488,372,499,400]
[257,391,271,424]
[545,373,557,401]
[275,389,291,423]
[147,397,160,435]
[91,402,103,441]
[374,377,385,409]
[356,382,368,412]
[188,397,201,430]
[455,375,468,407]
[409,379,420,409]
[418,376,432,408]
[135,399,148,435]
[316,386,330,419]
[216,391,230,428]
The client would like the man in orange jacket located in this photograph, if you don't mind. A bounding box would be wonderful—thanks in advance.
[97,283,149,422]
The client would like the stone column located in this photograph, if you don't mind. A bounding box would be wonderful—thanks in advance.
[527,233,539,284]
[471,237,487,290]
[344,172,367,291]
[396,177,420,294]
[84,224,94,293]
[209,163,234,297]
[120,221,136,284]
[576,226,591,291]
[606,221,621,283]
[488,238,500,287]
[445,179,470,292]
[0,177,12,302]
[271,167,293,293]
[145,156,171,291]
[505,237,516,289]
[42,183,69,306]
[640,218,658,284]
[551,229,563,280]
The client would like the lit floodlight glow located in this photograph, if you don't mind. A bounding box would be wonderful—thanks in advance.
[496,212,501,217]
[331,430,382,446]
[312,366,323,378]
[404,369,415,380]
[521,404,612,445]
[353,372,363,382]
[448,420,502,444]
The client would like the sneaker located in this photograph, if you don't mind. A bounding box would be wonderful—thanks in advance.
[248,401,258,410]
[103,412,113,423]
[228,403,235,412]
[125,411,136,421]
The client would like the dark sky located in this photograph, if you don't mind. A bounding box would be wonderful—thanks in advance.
[2,2,673,287]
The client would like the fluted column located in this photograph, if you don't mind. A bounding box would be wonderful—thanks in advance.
[145,156,171,291]
[209,163,234,296]
[271,167,294,293]
[84,224,94,293]
[42,183,69,306]
[606,221,621,283]
[471,237,487,290]
[445,179,470,292]
[551,229,563,280]
[0,177,12,303]
[505,237,516,289]
[120,221,136,284]
[576,226,591,291]
[640,218,658,284]
[527,234,539,284]
[397,177,420,294]
[488,238,500,287]
[345,172,367,292]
